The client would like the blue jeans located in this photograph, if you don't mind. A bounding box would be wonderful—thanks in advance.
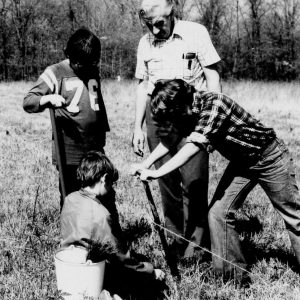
[209,138,300,276]
[145,98,209,254]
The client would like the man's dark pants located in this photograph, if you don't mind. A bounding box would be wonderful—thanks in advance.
[145,98,209,256]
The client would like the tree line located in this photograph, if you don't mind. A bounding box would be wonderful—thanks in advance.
[0,0,299,81]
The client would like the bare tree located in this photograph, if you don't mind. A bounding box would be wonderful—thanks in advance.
[9,0,39,79]
[0,0,11,80]
[193,0,226,39]
[265,0,299,79]
[244,0,267,79]
[0,0,299,81]
[282,0,299,61]
[232,0,241,77]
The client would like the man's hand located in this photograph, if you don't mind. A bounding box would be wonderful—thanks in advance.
[132,129,145,157]
[40,94,66,108]
[130,164,158,181]
[139,169,158,181]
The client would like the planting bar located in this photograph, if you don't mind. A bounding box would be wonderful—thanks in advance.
[49,108,67,206]
[142,181,180,279]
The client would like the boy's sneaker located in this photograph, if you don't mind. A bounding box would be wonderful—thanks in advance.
[99,289,112,300]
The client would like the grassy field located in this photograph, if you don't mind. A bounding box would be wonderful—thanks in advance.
[1,80,300,299]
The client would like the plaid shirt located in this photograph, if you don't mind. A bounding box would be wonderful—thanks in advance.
[189,92,276,162]
[135,20,221,94]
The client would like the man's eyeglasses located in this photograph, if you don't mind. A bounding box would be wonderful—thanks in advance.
[139,9,173,30]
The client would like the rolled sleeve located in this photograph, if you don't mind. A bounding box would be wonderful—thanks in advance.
[135,37,149,80]
[196,27,221,67]
[23,76,52,113]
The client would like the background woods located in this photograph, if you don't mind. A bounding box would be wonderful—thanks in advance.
[0,0,299,81]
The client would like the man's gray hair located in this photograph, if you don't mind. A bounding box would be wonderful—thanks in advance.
[139,0,179,21]
[140,0,174,6]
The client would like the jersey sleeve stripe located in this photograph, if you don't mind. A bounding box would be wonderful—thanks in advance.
[40,73,54,92]
[44,68,58,94]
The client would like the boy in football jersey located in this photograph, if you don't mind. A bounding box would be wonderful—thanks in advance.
[23,28,109,208]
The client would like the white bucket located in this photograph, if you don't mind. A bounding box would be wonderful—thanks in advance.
[54,245,105,300]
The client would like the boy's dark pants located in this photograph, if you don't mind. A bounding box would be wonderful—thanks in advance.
[145,98,209,256]
[103,261,166,299]
[209,139,300,277]
[58,165,82,209]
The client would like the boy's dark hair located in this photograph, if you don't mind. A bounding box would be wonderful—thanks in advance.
[151,79,194,124]
[77,151,119,188]
[65,27,101,65]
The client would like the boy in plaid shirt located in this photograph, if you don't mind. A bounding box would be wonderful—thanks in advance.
[131,79,300,281]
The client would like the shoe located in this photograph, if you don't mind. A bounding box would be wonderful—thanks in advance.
[168,239,187,259]
[100,289,113,300]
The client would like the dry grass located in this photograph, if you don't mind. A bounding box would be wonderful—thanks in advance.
[0,80,300,299]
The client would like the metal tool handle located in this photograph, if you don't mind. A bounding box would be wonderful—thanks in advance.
[142,181,180,279]
[49,108,67,203]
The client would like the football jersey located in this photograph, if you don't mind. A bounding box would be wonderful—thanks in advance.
[24,59,110,165]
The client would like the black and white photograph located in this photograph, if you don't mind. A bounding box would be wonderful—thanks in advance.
[0,0,300,299]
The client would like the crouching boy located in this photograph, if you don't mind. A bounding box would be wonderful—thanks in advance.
[61,151,165,298]
[131,79,300,281]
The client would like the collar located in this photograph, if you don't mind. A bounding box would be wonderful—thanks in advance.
[172,19,184,38]
[79,188,102,205]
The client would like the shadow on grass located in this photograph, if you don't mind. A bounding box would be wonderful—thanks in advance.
[181,216,298,279]
[236,216,297,269]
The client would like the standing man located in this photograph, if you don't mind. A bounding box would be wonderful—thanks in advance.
[133,0,221,257]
